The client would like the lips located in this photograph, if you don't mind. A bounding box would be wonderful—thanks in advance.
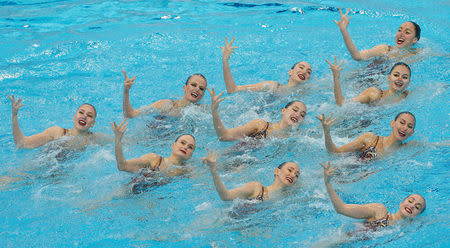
[180,149,187,155]
[78,120,86,126]
[397,38,404,45]
[290,116,298,123]
[191,92,199,98]
[298,73,305,80]
[394,81,404,87]
[405,206,412,215]
[286,177,293,183]
[398,130,406,137]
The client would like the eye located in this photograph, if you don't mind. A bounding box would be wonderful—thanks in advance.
[393,73,400,77]
[199,87,205,91]
[181,141,186,145]
[402,75,409,79]
[406,31,411,34]
[408,124,413,128]
[87,114,93,118]
[301,112,306,118]
[188,145,194,150]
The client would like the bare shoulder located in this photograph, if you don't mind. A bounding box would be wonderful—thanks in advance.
[45,126,65,139]
[363,203,388,218]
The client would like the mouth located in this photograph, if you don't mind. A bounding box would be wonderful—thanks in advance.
[290,116,299,123]
[394,81,404,88]
[180,149,187,155]
[78,120,86,126]
[191,92,199,98]
[397,38,405,45]
[405,206,412,215]
[286,177,293,184]
[298,73,305,81]
[398,130,407,137]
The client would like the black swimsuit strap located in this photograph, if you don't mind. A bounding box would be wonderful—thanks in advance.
[153,156,163,171]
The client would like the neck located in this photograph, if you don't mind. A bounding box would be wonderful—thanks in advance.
[390,211,406,223]
[272,120,290,132]
[286,78,301,87]
[267,179,286,194]
[384,88,405,97]
[383,133,403,149]
[177,98,192,107]
[70,128,90,136]
[166,154,185,166]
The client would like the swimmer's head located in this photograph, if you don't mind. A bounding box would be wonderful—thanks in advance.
[73,103,96,130]
[281,101,307,126]
[172,134,196,160]
[396,22,419,48]
[399,194,426,218]
[183,74,207,103]
[274,161,300,186]
[288,61,312,84]
[387,62,411,92]
[408,21,421,41]
[390,111,415,141]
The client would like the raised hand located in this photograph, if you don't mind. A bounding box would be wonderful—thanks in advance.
[7,95,24,116]
[315,113,336,130]
[221,37,238,61]
[319,161,338,183]
[207,87,226,110]
[111,119,128,141]
[201,148,218,167]
[334,7,352,30]
[122,70,136,91]
[325,56,344,73]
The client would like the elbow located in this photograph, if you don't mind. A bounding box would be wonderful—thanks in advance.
[351,54,363,61]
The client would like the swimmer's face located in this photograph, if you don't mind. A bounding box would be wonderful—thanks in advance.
[183,75,207,103]
[73,104,96,130]
[399,194,425,218]
[390,113,415,141]
[171,135,196,160]
[281,101,306,126]
[288,61,312,84]
[395,22,418,48]
[387,65,411,92]
[275,162,300,186]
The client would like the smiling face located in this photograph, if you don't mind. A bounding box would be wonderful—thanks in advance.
[390,113,415,141]
[281,101,307,126]
[288,61,312,84]
[183,75,207,103]
[387,64,411,92]
[395,22,418,48]
[73,104,96,131]
[171,135,196,160]
[399,194,426,218]
[274,162,300,186]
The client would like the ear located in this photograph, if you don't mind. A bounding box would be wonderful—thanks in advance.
[183,84,187,92]
[387,73,392,81]
[412,37,418,44]
[288,69,293,77]
[282,107,286,114]
[274,168,280,177]
[390,119,395,128]
[171,142,175,150]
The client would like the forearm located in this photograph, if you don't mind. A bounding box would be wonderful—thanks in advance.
[325,181,348,214]
[323,127,338,153]
[332,71,345,106]
[222,58,237,94]
[208,163,231,200]
[11,114,26,148]
[212,108,230,141]
[114,138,128,171]
[123,89,140,118]
[339,28,363,61]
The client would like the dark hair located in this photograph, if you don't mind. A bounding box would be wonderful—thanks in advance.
[388,62,411,76]
[408,21,421,41]
[277,161,296,169]
[291,62,300,69]
[78,103,97,117]
[185,73,207,85]
[284,100,305,109]
[394,111,416,128]
[175,134,196,143]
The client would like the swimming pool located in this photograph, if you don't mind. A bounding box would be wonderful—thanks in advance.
[1,0,449,247]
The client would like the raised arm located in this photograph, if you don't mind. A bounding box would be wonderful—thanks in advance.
[122,70,142,119]
[316,113,338,153]
[320,161,384,219]
[208,88,263,141]
[8,95,63,148]
[202,148,259,201]
[222,37,239,94]
[325,57,345,106]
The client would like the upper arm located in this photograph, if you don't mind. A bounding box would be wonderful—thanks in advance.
[353,87,380,103]
[359,44,389,60]
[335,132,373,153]
[22,126,63,148]
[124,153,158,173]
[145,99,173,112]
[225,181,261,200]
[236,81,279,92]
[338,203,385,220]
[221,119,264,141]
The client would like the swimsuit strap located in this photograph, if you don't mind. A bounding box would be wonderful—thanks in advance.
[153,156,163,171]
[255,186,265,201]
[63,128,69,136]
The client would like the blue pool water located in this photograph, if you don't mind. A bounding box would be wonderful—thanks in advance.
[1,0,449,247]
